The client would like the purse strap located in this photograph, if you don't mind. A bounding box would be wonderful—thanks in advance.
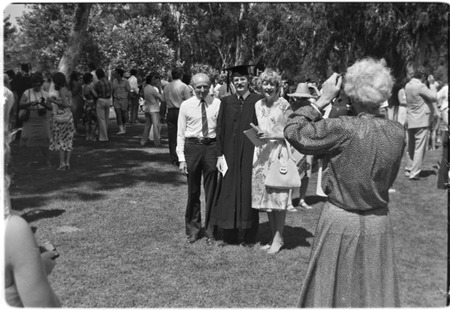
[276,139,296,164]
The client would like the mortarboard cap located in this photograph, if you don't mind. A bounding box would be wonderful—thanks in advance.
[224,64,255,76]
[223,64,255,92]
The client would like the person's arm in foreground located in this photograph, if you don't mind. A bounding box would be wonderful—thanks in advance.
[5,215,61,307]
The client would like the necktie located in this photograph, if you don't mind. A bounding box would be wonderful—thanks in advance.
[201,99,208,138]
[239,96,244,110]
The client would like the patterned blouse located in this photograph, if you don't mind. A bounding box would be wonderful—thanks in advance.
[284,105,405,211]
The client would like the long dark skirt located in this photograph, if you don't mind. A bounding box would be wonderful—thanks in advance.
[299,202,400,307]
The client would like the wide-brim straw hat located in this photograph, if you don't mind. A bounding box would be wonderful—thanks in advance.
[287,83,314,98]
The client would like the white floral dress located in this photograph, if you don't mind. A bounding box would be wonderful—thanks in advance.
[49,89,75,151]
[251,97,293,211]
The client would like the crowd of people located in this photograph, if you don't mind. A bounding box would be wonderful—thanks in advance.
[3,56,448,307]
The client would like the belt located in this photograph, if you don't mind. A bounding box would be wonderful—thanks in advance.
[186,137,216,145]
[168,107,180,110]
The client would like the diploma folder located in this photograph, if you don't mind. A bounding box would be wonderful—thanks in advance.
[243,123,267,147]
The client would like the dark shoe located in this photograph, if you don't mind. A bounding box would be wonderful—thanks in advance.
[186,236,198,244]
[241,242,255,248]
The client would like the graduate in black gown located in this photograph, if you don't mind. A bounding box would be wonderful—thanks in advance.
[212,65,264,247]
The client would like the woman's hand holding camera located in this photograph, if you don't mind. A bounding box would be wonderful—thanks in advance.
[315,73,343,110]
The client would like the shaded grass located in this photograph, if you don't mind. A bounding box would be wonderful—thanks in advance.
[8,117,448,307]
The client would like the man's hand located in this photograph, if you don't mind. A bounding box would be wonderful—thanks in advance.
[216,156,225,173]
[179,161,188,175]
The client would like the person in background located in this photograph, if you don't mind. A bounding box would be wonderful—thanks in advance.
[112,68,131,135]
[437,80,448,189]
[94,68,112,142]
[212,64,264,247]
[19,74,53,167]
[48,72,75,171]
[81,73,98,141]
[396,79,408,128]
[68,71,83,134]
[285,58,404,307]
[163,67,192,165]
[128,69,140,123]
[182,73,194,96]
[404,66,438,180]
[42,72,52,92]
[213,73,225,98]
[287,83,316,210]
[141,72,164,147]
[177,73,221,244]
[251,69,293,254]
[88,62,99,84]
[15,64,33,131]
[4,74,16,132]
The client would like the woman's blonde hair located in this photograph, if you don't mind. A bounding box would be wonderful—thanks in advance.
[257,69,282,93]
[343,57,394,109]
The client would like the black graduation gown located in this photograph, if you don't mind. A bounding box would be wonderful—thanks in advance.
[211,92,263,229]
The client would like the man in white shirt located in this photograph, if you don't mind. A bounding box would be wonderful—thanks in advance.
[164,67,192,165]
[176,73,221,245]
[128,69,140,123]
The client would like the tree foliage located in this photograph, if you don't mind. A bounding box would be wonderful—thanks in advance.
[3,3,448,83]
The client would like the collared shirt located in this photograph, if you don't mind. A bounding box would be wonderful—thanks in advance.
[176,94,221,162]
[163,79,192,109]
[112,78,131,100]
[236,90,251,101]
[128,75,139,93]
[94,77,112,99]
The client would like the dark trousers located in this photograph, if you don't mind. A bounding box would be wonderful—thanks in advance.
[185,141,218,239]
[221,209,259,244]
[128,96,139,122]
[167,108,179,164]
[437,131,448,189]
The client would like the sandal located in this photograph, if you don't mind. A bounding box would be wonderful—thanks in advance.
[299,199,312,210]
[287,204,298,212]
[56,164,66,171]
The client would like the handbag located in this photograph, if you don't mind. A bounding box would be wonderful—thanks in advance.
[54,109,72,124]
[264,140,301,189]
[18,109,30,122]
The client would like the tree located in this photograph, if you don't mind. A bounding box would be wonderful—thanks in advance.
[58,4,92,77]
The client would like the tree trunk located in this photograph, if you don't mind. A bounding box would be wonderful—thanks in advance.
[58,4,92,79]
[234,3,246,65]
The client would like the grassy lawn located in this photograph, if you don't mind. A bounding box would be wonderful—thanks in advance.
[8,113,448,307]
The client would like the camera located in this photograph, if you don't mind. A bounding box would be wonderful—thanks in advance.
[328,73,354,118]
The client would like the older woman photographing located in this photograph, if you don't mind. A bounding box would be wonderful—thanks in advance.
[285,58,405,307]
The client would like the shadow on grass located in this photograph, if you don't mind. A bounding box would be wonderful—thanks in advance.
[292,194,328,207]
[21,208,66,223]
[258,221,313,249]
[9,122,182,214]
[419,169,437,178]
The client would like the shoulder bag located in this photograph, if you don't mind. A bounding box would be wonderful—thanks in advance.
[264,140,301,189]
